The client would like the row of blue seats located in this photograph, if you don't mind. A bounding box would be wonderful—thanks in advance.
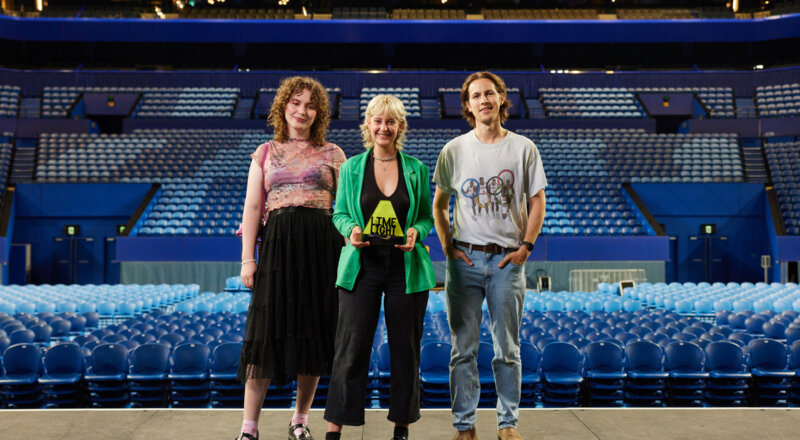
[0,341,245,408]
[415,338,800,407]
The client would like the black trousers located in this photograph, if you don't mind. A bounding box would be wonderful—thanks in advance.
[324,245,429,426]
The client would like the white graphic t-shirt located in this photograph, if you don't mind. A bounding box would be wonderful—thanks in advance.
[433,130,547,249]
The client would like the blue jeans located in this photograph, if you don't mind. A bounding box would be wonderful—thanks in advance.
[445,244,526,431]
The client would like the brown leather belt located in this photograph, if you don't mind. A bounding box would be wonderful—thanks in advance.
[453,240,515,254]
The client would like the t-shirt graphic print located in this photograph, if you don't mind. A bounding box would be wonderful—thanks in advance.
[460,169,516,221]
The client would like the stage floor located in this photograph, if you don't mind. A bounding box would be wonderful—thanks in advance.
[2,408,799,440]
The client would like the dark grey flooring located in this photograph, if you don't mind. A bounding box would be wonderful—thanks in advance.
[2,408,799,440]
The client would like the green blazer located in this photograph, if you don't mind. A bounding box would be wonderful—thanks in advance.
[333,149,436,293]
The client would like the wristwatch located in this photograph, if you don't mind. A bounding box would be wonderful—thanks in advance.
[521,241,534,252]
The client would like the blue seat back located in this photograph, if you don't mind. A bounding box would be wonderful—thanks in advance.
[419,342,451,373]
[520,342,540,374]
[89,344,129,375]
[2,343,42,375]
[376,342,391,373]
[171,343,210,374]
[541,341,581,372]
[43,342,83,375]
[705,341,746,372]
[664,341,704,371]
[748,338,788,370]
[130,343,171,374]
[211,342,242,374]
[625,340,664,372]
[584,341,624,372]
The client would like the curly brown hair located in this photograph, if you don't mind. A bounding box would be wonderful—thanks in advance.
[460,71,511,128]
[268,76,330,146]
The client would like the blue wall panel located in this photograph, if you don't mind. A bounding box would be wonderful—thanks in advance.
[12,184,151,284]
[776,236,800,262]
[633,183,770,283]
[540,236,669,261]
[116,237,240,262]
[765,192,782,282]
[2,14,800,44]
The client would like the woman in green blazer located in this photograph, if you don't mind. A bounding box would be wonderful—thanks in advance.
[324,95,436,440]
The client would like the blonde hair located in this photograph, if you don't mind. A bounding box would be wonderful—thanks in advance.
[360,94,408,151]
[267,76,330,146]
[460,71,511,128]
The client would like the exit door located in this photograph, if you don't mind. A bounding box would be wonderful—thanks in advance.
[688,235,728,283]
[53,236,97,284]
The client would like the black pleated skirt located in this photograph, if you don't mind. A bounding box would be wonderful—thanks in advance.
[237,208,342,385]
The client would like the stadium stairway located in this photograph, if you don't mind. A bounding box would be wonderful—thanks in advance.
[420,98,440,119]
[735,97,757,119]
[527,99,547,119]
[19,98,40,119]
[232,98,253,119]
[9,140,36,184]
[741,138,770,183]
[338,98,360,120]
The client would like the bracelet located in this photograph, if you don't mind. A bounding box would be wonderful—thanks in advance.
[241,259,257,265]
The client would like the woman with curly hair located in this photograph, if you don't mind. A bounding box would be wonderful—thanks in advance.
[236,76,346,440]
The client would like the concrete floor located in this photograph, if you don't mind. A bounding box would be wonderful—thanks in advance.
[2,408,800,440]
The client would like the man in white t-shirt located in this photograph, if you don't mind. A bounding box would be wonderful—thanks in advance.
[432,72,546,440]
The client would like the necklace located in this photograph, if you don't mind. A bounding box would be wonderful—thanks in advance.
[288,137,310,142]
[374,151,397,172]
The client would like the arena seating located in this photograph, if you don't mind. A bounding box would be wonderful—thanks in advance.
[360,87,421,119]
[616,8,693,19]
[764,141,800,235]
[391,9,466,19]
[133,88,239,119]
[0,284,200,317]
[0,139,11,200]
[35,126,750,236]
[179,8,294,19]
[482,9,598,19]
[332,7,387,19]
[11,5,788,20]
[0,85,20,118]
[41,87,239,119]
[626,281,800,315]
[640,87,735,118]
[540,87,735,119]
[3,280,800,408]
[524,129,743,183]
[540,88,646,119]
[756,83,800,118]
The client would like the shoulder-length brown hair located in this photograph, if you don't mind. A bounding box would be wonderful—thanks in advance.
[268,76,330,146]
[460,71,511,128]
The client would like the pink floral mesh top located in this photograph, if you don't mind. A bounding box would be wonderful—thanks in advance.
[251,140,346,213]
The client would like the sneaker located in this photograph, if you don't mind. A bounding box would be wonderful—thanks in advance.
[390,435,409,440]
[289,423,314,440]
[235,432,258,440]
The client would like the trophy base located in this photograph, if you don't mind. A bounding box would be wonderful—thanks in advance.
[364,235,404,246]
